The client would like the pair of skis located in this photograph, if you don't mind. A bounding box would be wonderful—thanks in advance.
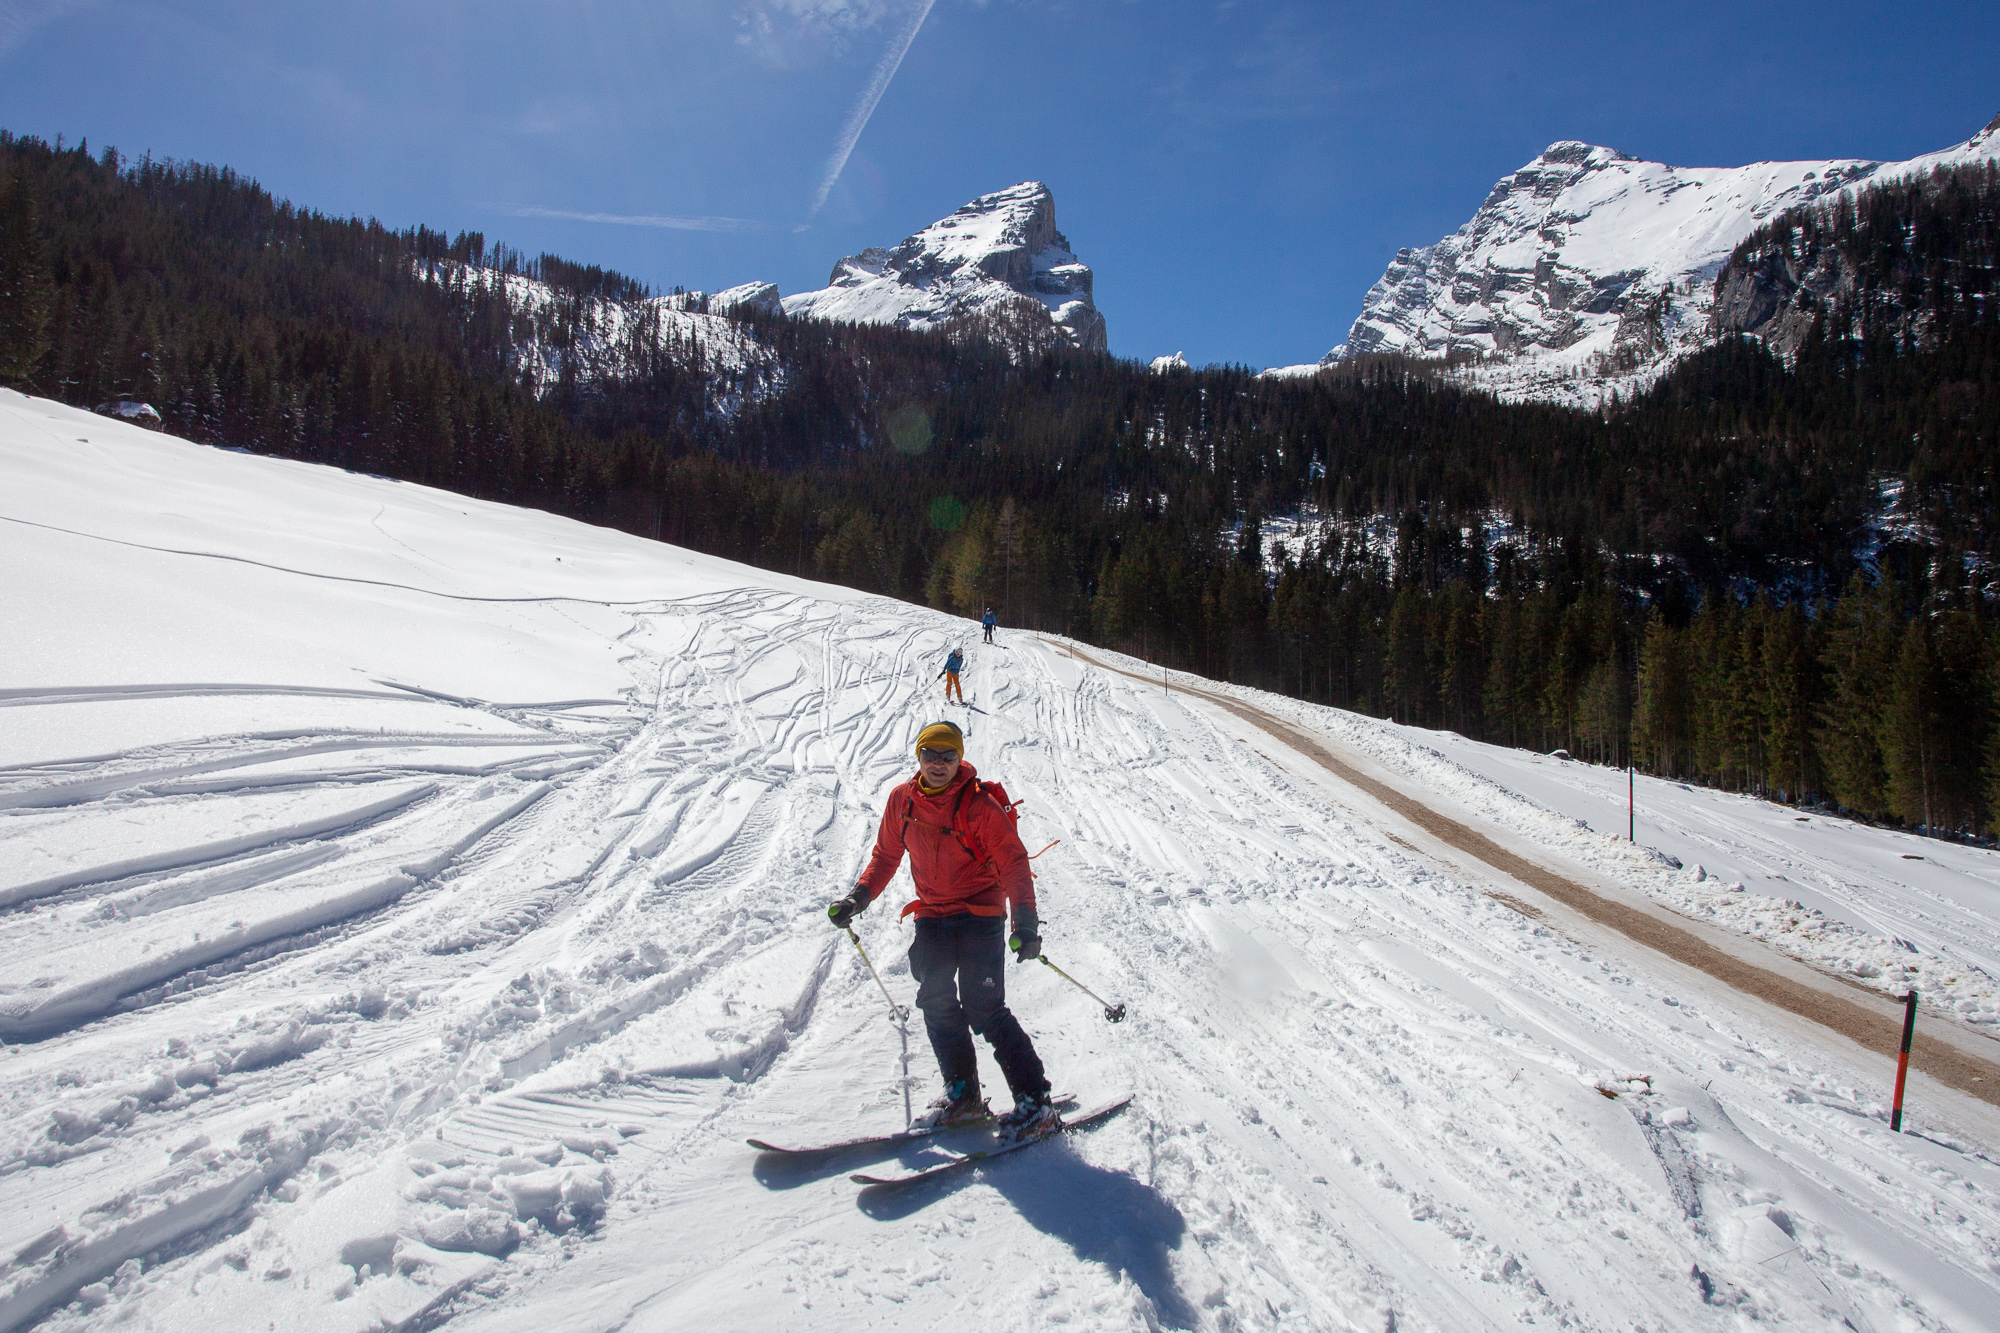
[746,1093,1078,1156]
[749,1095,1131,1187]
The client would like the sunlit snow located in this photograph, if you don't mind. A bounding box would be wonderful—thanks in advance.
[4,390,1999,1331]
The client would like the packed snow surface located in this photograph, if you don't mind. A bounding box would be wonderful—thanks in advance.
[5,389,2000,1331]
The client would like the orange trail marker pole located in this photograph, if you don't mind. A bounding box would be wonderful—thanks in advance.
[1891,990,1918,1131]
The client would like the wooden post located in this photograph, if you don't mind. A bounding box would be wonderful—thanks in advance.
[1891,990,1918,1131]
[1629,765,1635,843]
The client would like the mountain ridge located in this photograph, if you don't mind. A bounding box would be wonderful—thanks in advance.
[1293,112,2000,406]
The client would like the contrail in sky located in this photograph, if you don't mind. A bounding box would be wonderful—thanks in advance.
[0,0,91,58]
[805,0,938,223]
[510,206,773,232]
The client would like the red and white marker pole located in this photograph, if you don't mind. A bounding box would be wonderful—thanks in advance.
[1891,990,1919,1132]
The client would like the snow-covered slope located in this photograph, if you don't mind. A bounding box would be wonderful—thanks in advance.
[419,263,781,413]
[1315,718,2000,1029]
[1310,113,2000,406]
[6,390,2000,1331]
[783,182,1107,352]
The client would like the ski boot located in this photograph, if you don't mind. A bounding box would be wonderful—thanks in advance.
[912,1080,988,1130]
[996,1090,1060,1141]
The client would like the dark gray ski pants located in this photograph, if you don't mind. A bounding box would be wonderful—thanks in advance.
[909,913,1049,1102]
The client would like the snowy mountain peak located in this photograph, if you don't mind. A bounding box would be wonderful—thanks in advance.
[782,181,1107,352]
[1317,113,2000,406]
[1540,140,1632,166]
[1332,140,1879,378]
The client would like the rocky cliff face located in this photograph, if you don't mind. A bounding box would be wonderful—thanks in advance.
[781,182,1107,352]
[1306,116,2000,405]
[709,281,782,319]
[1326,143,1879,393]
[1710,113,2000,360]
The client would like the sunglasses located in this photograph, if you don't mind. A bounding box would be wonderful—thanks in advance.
[917,747,961,763]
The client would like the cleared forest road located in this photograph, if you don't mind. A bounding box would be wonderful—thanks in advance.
[1054,640,2000,1112]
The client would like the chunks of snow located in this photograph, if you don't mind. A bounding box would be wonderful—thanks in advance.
[418,1209,520,1258]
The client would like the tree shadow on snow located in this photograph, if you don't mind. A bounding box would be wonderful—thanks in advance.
[855,1140,1197,1329]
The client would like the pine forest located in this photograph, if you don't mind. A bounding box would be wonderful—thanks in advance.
[3,131,1998,838]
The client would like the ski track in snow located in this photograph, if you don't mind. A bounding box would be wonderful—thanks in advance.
[3,390,2000,1331]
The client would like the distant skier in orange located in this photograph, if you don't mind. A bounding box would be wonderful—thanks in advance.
[939,646,966,704]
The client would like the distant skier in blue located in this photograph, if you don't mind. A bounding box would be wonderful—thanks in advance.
[981,607,997,643]
[940,647,966,704]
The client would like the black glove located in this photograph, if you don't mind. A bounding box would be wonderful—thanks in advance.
[828,886,869,929]
[1009,905,1042,962]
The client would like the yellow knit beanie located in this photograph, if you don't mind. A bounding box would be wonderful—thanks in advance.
[916,720,964,756]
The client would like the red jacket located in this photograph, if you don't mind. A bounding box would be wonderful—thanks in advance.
[856,762,1034,920]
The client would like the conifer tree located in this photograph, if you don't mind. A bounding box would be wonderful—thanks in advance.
[0,161,50,384]
[1816,577,1898,814]
[1634,614,1692,777]
[1759,601,1817,802]
[1885,618,1944,829]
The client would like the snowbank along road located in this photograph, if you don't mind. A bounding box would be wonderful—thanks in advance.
[4,387,2000,1332]
[1064,648,2000,1109]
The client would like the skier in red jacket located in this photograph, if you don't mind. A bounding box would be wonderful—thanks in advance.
[828,719,1055,1135]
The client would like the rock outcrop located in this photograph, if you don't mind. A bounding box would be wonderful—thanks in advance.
[1710,113,2000,360]
[709,281,782,319]
[782,182,1106,352]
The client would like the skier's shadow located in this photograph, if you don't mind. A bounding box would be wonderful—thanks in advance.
[856,1139,1197,1330]
[750,1141,935,1190]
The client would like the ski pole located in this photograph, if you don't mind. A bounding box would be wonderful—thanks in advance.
[845,925,909,1023]
[843,925,915,1126]
[1037,956,1127,1023]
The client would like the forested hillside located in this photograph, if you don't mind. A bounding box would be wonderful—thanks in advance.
[2,132,1996,834]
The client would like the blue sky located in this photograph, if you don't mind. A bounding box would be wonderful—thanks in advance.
[2,1,1995,368]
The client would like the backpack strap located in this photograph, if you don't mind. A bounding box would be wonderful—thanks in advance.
[896,780,1027,917]
[897,779,1002,864]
